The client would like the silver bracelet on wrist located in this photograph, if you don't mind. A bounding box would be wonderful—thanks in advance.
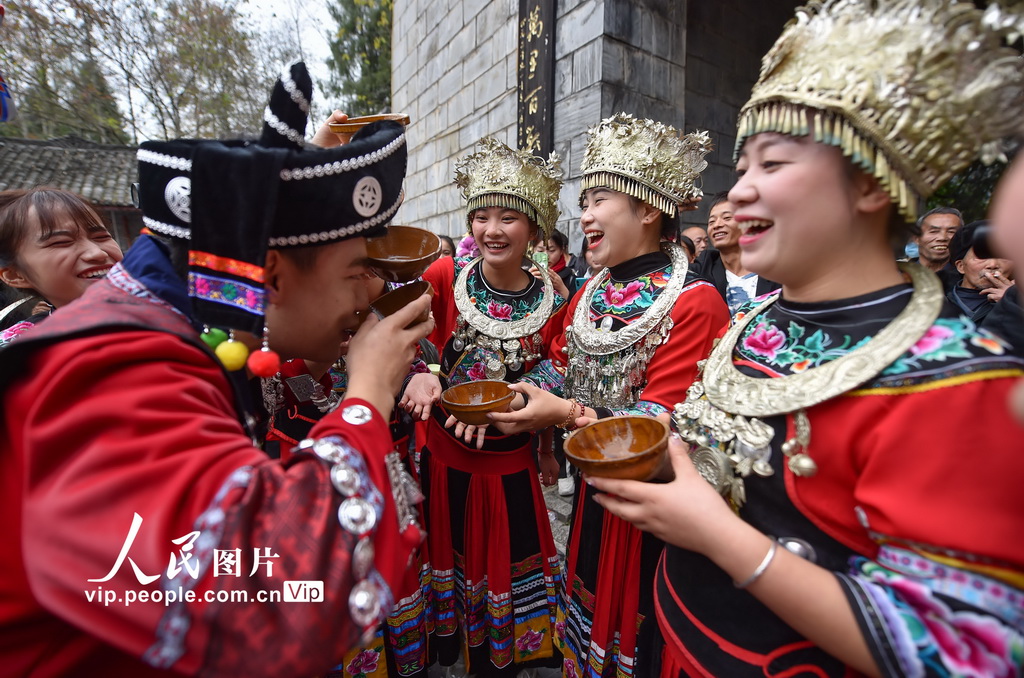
[734,539,778,589]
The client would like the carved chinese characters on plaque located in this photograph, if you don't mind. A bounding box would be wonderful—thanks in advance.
[517,2,555,155]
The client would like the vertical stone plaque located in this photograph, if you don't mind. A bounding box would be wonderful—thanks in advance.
[516,1,555,155]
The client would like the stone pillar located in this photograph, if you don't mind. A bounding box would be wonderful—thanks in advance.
[553,0,687,242]
[550,0,605,245]
[683,0,800,225]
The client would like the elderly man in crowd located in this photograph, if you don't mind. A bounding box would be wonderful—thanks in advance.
[913,206,962,270]
[681,224,709,259]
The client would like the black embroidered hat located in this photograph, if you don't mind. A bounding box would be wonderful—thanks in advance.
[136,139,202,240]
[135,61,408,366]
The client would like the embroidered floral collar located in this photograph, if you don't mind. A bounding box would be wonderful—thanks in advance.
[703,262,943,417]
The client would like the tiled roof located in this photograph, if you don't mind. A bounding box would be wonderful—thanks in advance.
[0,135,138,207]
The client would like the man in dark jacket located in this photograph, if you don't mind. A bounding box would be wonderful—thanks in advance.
[947,221,1015,324]
[691,191,779,312]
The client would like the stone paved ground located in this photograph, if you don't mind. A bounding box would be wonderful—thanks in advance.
[542,479,574,558]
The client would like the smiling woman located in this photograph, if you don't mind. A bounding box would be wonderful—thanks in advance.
[400,137,569,678]
[0,187,123,342]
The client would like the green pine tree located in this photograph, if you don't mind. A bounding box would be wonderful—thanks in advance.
[927,156,1013,225]
[324,0,392,116]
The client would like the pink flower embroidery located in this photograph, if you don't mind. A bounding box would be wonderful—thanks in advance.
[885,576,1017,677]
[346,649,380,676]
[488,300,513,319]
[467,362,488,381]
[0,320,35,345]
[564,658,579,678]
[601,280,645,307]
[457,235,479,258]
[516,628,544,654]
[742,323,786,359]
[909,324,955,356]
[555,620,566,640]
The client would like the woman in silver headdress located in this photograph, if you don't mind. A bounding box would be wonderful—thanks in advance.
[490,114,728,678]
[401,137,567,678]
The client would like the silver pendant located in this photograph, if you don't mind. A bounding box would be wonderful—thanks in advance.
[331,463,362,497]
[733,439,773,478]
[338,497,377,535]
[690,446,733,493]
[349,579,382,627]
[729,477,746,507]
[485,356,506,380]
[787,453,818,477]
[734,415,774,450]
[675,396,706,421]
[352,537,375,580]
[452,338,464,351]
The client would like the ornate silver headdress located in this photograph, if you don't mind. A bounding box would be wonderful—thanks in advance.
[580,113,712,218]
[736,0,1024,223]
[454,137,562,238]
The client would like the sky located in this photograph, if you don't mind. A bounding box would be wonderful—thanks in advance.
[241,0,334,93]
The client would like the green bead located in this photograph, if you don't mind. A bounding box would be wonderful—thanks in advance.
[200,327,228,349]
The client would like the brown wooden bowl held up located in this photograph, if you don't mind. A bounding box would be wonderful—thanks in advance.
[366,225,442,283]
[371,280,433,326]
[441,380,515,426]
[564,416,669,481]
[328,113,411,134]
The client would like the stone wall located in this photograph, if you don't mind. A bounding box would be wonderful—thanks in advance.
[392,0,519,238]
[392,0,799,239]
[684,0,799,225]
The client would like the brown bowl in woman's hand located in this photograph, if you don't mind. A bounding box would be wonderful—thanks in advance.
[441,380,515,426]
[565,416,669,481]
[370,280,433,326]
[366,225,441,282]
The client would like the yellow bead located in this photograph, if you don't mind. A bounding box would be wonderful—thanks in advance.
[215,339,249,371]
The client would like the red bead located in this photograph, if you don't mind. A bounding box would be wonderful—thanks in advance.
[247,347,281,377]
[401,524,424,547]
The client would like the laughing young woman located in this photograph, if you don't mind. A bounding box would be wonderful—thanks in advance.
[586,2,1024,676]
[489,114,727,678]
[0,188,123,343]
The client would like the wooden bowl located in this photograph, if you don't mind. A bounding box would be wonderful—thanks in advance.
[366,225,441,283]
[441,380,515,426]
[564,416,669,481]
[328,113,411,134]
[371,281,433,326]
